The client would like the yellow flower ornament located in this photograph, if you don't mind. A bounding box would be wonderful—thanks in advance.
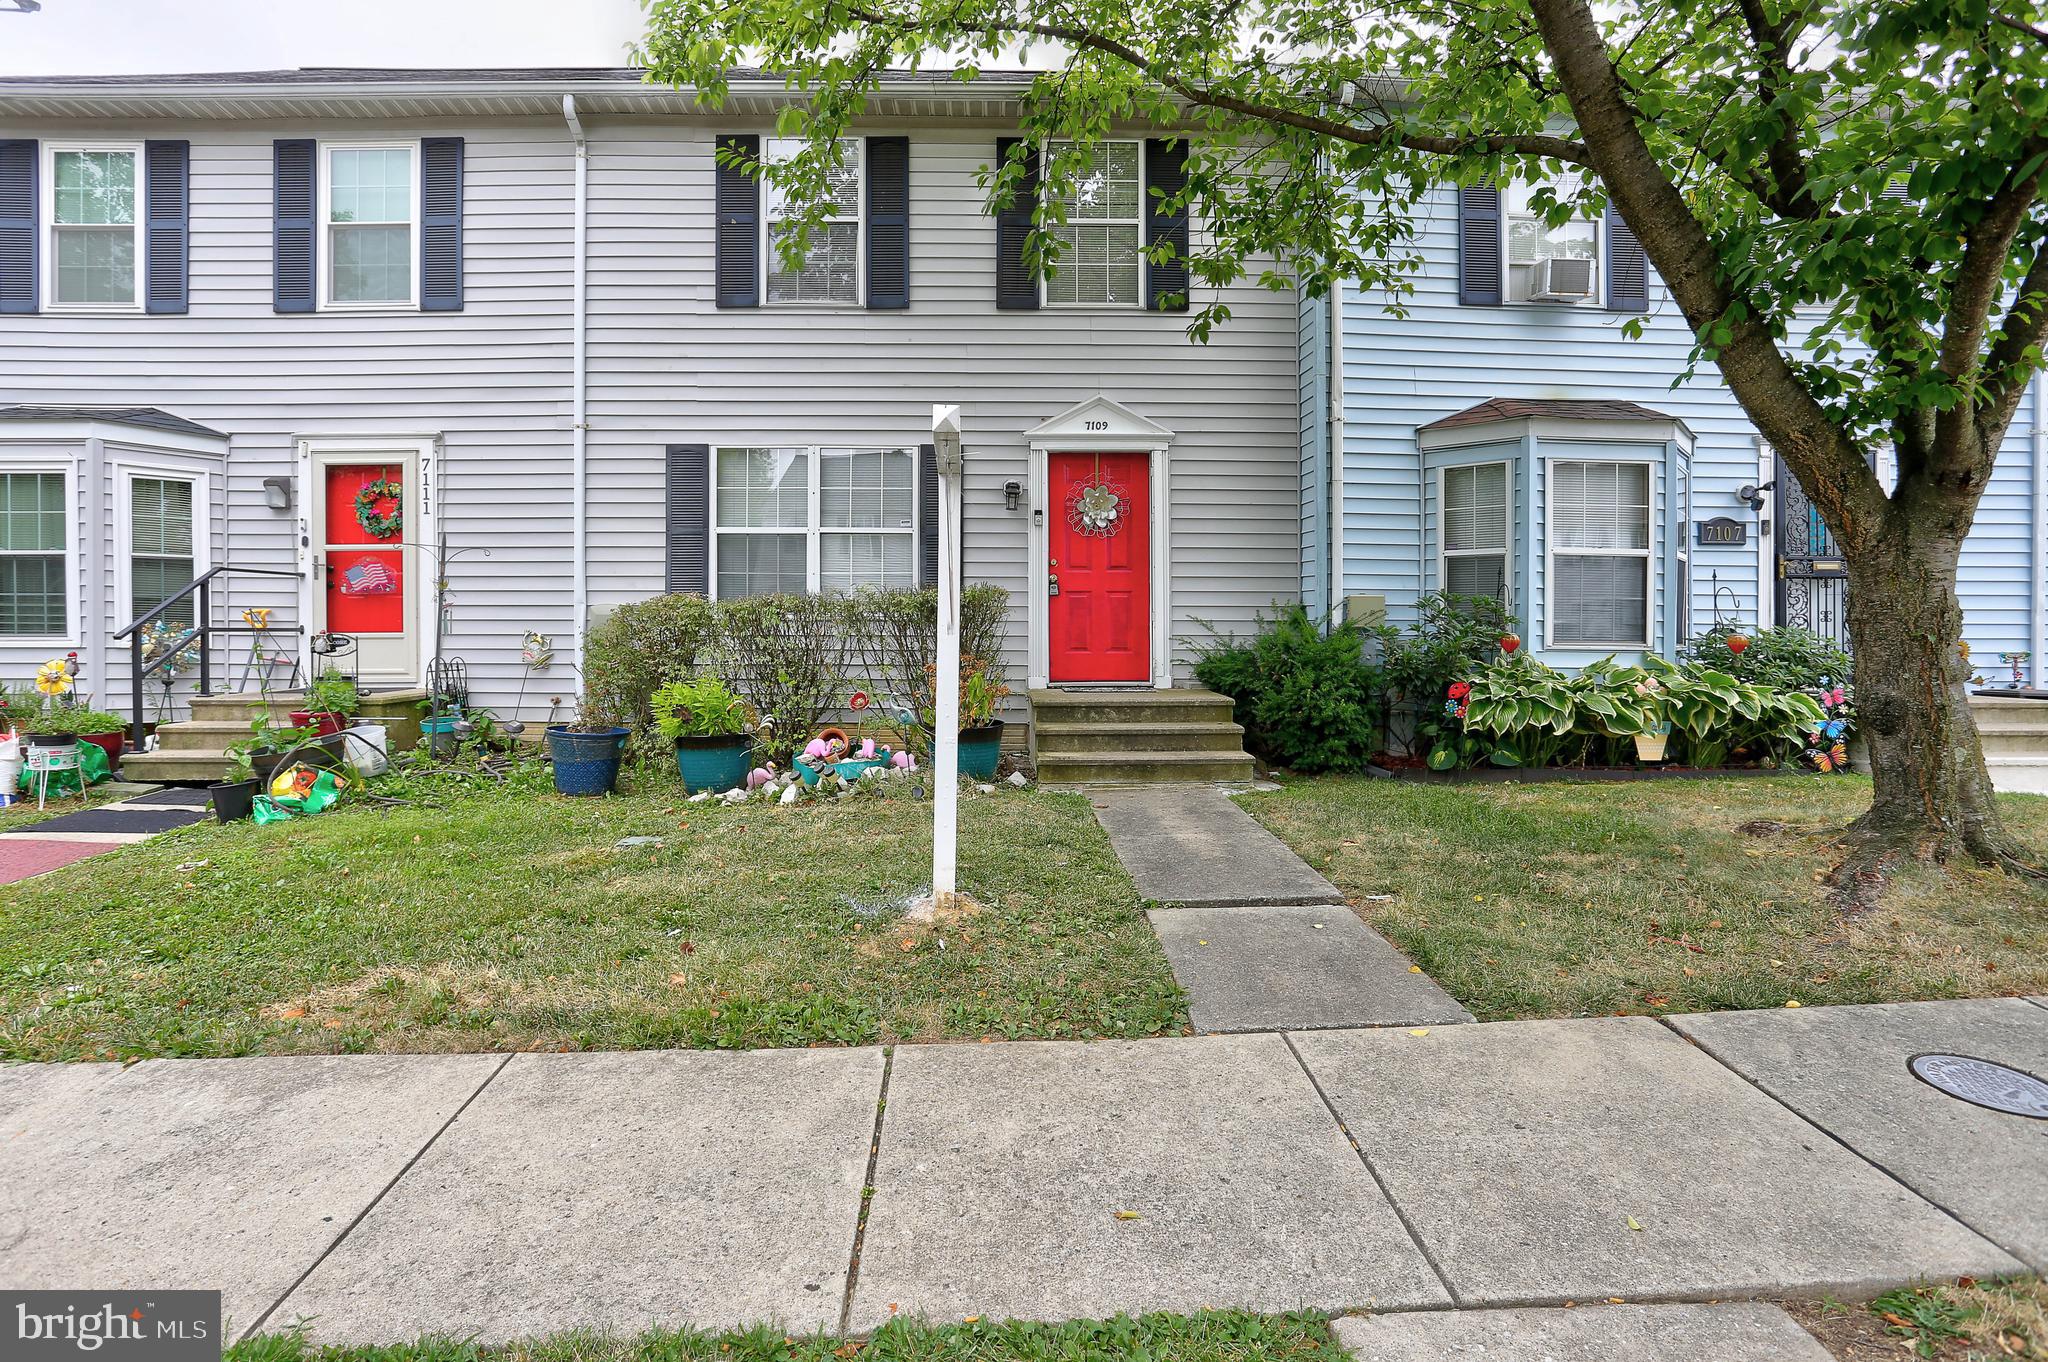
[242,607,273,631]
[34,659,72,697]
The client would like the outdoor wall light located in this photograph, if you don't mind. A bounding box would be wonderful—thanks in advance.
[1736,479,1775,512]
[262,476,295,511]
[1004,480,1022,511]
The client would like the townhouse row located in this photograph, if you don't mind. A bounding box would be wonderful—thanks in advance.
[0,66,2042,735]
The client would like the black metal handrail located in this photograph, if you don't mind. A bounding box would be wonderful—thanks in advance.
[114,565,306,748]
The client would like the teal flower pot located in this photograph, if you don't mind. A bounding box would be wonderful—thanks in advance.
[675,734,753,793]
[958,721,1003,780]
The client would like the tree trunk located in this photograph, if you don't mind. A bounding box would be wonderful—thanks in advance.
[1840,518,2038,887]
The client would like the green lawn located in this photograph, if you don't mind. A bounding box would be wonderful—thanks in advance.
[228,1313,1349,1362]
[0,769,1184,1062]
[1240,773,2048,1020]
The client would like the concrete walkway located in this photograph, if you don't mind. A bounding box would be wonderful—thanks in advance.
[1091,787,1469,1030]
[2,999,2042,1346]
[0,783,210,884]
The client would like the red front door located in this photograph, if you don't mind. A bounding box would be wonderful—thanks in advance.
[1049,450,1151,683]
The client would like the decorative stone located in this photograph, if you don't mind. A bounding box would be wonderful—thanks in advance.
[1007,771,1029,787]
[779,784,800,805]
[977,784,996,794]
[614,836,665,849]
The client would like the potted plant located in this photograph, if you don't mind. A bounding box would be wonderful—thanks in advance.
[652,674,755,793]
[59,707,132,765]
[291,668,360,737]
[957,663,1010,780]
[210,747,260,822]
[545,708,631,797]
[242,714,322,782]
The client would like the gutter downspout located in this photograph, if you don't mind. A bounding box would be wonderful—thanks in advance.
[563,94,589,684]
[2035,374,2046,687]
[1327,278,1343,625]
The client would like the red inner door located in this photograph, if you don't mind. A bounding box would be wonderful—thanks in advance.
[1049,450,1151,683]
[323,463,406,635]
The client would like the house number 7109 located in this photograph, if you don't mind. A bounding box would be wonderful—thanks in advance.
[1084,420,1109,430]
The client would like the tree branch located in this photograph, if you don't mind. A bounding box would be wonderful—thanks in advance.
[1977,233,2048,449]
[1732,0,1824,218]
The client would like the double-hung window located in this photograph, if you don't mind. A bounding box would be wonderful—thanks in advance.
[1549,460,1651,647]
[1044,139,1142,306]
[713,446,916,597]
[764,138,861,304]
[47,145,142,309]
[1506,175,1600,305]
[323,143,417,308]
[1441,462,1510,602]
[130,475,197,629]
[0,471,69,638]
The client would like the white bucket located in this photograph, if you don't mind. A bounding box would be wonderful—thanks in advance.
[342,722,390,778]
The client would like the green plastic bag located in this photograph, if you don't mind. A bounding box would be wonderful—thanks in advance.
[251,764,348,824]
[14,738,111,797]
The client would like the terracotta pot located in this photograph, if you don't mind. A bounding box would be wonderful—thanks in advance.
[289,710,345,737]
[77,730,124,764]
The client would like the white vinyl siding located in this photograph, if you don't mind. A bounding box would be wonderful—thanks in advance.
[45,144,143,310]
[321,143,419,309]
[1506,175,1600,306]
[1044,139,1142,307]
[1440,461,1509,602]
[129,475,196,629]
[1549,459,1651,647]
[0,471,70,637]
[764,138,861,305]
[713,445,915,597]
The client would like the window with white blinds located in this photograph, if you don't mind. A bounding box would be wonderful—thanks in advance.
[1440,461,1509,602]
[1549,459,1651,646]
[130,475,196,629]
[0,472,68,637]
[713,445,916,598]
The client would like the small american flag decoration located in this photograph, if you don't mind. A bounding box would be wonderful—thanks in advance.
[341,559,398,596]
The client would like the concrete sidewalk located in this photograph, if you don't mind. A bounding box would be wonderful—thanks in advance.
[2,999,2043,1346]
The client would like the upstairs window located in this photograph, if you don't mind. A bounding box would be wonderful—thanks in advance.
[48,145,142,309]
[1044,140,1142,307]
[1506,176,1600,305]
[1550,460,1651,647]
[1441,462,1509,601]
[764,139,862,304]
[0,471,68,637]
[714,445,916,597]
[130,475,196,629]
[323,144,417,308]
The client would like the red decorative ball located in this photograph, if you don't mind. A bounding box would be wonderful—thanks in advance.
[849,690,871,711]
[1727,634,1750,656]
[1500,634,1522,654]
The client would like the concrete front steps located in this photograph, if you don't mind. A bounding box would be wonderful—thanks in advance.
[1030,687,1255,785]
[1970,693,2048,794]
[121,688,429,784]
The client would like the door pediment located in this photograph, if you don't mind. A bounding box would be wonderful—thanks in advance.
[1025,395,1174,447]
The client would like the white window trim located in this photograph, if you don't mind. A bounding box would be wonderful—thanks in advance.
[708,444,920,599]
[114,463,211,638]
[317,140,421,312]
[0,457,81,648]
[1437,460,1513,606]
[1041,137,1147,310]
[1503,176,1603,309]
[761,139,864,308]
[1544,455,1654,650]
[41,141,145,314]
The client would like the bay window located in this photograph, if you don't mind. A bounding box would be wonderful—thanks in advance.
[714,445,916,597]
[1044,139,1142,306]
[47,145,142,309]
[1441,462,1509,602]
[764,138,861,304]
[0,471,69,637]
[1549,459,1651,647]
[323,144,417,308]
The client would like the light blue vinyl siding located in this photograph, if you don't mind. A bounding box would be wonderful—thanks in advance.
[1298,284,1330,619]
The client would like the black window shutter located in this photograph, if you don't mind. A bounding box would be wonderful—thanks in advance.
[994,137,1040,310]
[918,442,939,588]
[420,136,464,312]
[715,135,760,308]
[273,139,317,313]
[665,443,712,594]
[1457,182,1502,306]
[1605,203,1648,313]
[866,136,910,310]
[0,138,36,315]
[1144,138,1189,313]
[143,140,190,315]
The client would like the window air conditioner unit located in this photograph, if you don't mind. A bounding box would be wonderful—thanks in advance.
[1530,255,1596,301]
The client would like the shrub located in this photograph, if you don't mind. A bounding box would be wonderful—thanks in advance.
[581,593,719,762]
[842,584,1011,758]
[1194,603,1385,773]
[1371,591,1520,758]
[651,675,751,740]
[714,594,851,760]
[1679,623,1851,693]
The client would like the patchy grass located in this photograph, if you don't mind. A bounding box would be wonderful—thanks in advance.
[1785,1277,2048,1359]
[1240,774,2048,1020]
[0,773,1183,1061]
[227,1312,1349,1362]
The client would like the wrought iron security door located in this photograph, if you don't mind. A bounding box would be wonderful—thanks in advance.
[1773,454,1850,649]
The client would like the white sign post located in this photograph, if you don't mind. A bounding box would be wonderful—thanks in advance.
[930,404,965,908]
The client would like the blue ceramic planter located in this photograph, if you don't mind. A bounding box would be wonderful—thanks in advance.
[546,725,629,796]
[958,721,1004,780]
[675,734,753,793]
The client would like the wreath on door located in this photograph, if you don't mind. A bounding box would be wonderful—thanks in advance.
[354,479,404,540]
